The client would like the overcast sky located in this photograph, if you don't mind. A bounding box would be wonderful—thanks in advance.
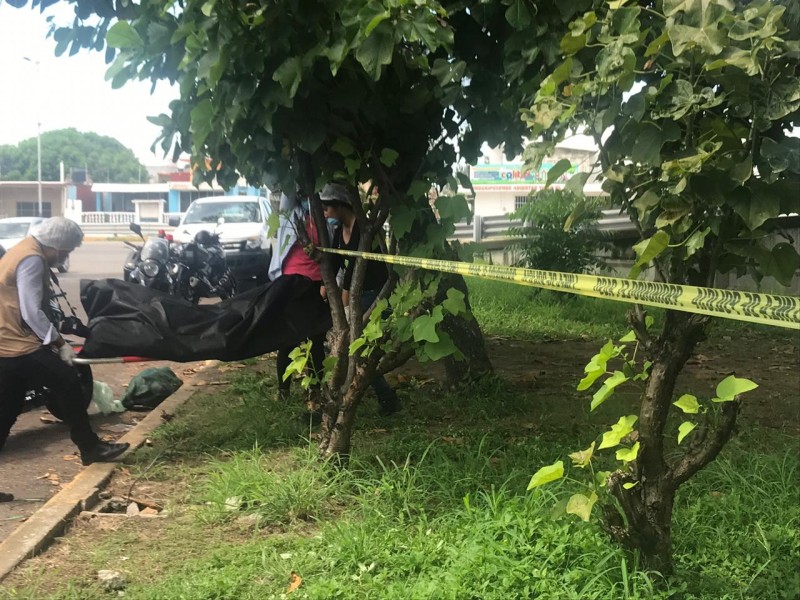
[0,1,177,165]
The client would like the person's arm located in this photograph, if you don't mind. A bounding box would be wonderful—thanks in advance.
[16,256,62,346]
[341,224,360,292]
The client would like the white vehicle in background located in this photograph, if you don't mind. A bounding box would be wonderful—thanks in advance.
[0,217,71,273]
[169,196,273,285]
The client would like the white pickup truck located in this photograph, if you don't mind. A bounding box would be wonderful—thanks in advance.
[170,196,273,284]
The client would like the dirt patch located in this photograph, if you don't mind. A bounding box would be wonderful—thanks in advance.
[392,332,800,433]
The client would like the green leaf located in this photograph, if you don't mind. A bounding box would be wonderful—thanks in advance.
[332,137,355,157]
[189,99,214,148]
[677,421,696,444]
[545,159,573,188]
[631,123,667,166]
[349,337,366,356]
[616,442,640,463]
[630,231,670,278]
[632,190,661,222]
[622,481,639,490]
[564,171,590,196]
[595,470,611,487]
[272,56,303,98]
[106,21,143,49]
[674,394,700,414]
[420,331,457,362]
[731,191,780,231]
[442,288,466,316]
[619,330,636,343]
[569,441,596,468]
[684,227,710,258]
[591,371,629,411]
[577,365,605,391]
[389,205,415,240]
[527,460,564,490]
[364,11,389,36]
[563,200,587,231]
[412,314,440,344]
[714,375,758,402]
[566,491,598,522]
[599,415,638,450]
[505,0,533,30]
[355,26,394,80]
[380,148,399,167]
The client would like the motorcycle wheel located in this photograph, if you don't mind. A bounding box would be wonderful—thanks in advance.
[27,364,94,420]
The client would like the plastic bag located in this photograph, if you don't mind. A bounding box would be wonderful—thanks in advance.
[122,367,183,410]
[92,381,126,415]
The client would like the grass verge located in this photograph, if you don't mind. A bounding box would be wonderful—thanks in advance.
[2,281,797,599]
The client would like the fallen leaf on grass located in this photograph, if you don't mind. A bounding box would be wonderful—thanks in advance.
[367,429,388,435]
[39,416,60,425]
[286,572,302,593]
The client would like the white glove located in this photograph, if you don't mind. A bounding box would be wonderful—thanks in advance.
[58,344,76,365]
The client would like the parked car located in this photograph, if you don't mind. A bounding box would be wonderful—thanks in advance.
[0,216,75,273]
[170,196,273,284]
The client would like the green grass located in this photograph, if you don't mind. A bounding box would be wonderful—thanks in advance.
[4,367,798,600]
[2,281,797,599]
[468,279,637,341]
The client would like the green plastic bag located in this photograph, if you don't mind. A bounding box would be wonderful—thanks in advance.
[122,367,183,410]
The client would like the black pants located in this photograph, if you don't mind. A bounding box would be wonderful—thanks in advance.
[0,347,99,454]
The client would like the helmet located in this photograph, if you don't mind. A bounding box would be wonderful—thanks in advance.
[194,230,215,246]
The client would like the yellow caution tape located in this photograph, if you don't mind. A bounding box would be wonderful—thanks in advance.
[319,248,800,330]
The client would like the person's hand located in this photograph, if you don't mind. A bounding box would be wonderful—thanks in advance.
[320,286,327,301]
[58,343,76,365]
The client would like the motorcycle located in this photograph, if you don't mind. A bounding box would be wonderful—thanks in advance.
[173,222,237,303]
[22,271,94,420]
[124,222,177,294]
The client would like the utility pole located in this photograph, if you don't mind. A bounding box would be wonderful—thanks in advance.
[23,56,43,217]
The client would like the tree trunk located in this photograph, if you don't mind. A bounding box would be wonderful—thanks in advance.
[603,309,708,575]
[439,242,493,384]
[440,272,494,383]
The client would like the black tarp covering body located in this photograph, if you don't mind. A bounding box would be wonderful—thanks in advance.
[80,275,331,362]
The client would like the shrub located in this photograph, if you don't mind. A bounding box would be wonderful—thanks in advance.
[509,189,609,275]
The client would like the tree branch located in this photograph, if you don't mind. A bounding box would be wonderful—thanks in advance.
[669,401,739,487]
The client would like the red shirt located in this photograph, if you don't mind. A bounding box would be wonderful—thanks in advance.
[282,217,322,281]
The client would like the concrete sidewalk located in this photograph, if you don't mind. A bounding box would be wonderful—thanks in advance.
[0,361,216,583]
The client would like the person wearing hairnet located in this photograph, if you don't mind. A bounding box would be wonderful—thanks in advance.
[0,217,129,503]
[321,183,401,416]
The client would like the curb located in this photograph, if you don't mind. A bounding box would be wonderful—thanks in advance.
[0,365,214,583]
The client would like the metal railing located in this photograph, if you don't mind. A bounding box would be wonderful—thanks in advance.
[452,209,637,243]
[81,212,136,224]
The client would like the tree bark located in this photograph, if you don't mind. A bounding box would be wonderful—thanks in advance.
[603,309,710,576]
[438,242,493,384]
[440,271,494,383]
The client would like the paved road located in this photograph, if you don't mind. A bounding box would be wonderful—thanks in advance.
[0,241,201,542]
